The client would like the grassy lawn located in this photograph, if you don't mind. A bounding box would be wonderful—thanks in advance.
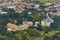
[31,0,55,2]
[40,31,60,37]
[27,31,60,40]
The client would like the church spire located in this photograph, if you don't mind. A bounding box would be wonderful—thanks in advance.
[46,13,50,18]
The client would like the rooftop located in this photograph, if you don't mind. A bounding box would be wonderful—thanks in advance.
[42,13,54,23]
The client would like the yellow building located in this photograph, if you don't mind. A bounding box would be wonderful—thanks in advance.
[41,19,53,27]
[41,13,54,27]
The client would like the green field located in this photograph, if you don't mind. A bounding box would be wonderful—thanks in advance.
[30,0,55,2]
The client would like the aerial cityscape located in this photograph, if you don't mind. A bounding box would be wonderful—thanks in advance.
[0,0,60,40]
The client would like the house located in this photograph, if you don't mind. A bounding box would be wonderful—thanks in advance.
[0,10,7,14]
[19,21,33,30]
[26,3,34,8]
[28,12,32,15]
[7,5,16,9]
[45,3,53,6]
[7,23,20,31]
[34,4,40,8]
[19,25,29,30]
[44,8,49,11]
[41,13,54,27]
[23,21,33,26]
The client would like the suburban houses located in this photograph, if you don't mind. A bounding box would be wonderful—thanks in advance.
[0,0,60,14]
[7,21,33,31]
[0,0,60,31]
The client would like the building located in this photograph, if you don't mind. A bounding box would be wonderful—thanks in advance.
[45,3,53,6]
[19,21,33,30]
[7,21,33,31]
[7,23,20,31]
[34,22,39,27]
[35,4,40,8]
[0,10,7,14]
[23,21,33,26]
[7,5,16,9]
[41,13,54,27]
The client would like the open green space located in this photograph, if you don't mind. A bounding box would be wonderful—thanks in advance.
[29,0,55,2]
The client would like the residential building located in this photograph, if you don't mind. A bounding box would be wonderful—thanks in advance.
[23,21,33,26]
[7,23,20,31]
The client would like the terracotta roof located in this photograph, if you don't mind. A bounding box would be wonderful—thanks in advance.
[23,21,33,26]
[7,23,20,31]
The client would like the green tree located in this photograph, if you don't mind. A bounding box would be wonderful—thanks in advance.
[27,28,40,37]
[29,13,41,22]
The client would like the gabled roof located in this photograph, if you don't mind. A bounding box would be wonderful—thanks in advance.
[7,23,20,31]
